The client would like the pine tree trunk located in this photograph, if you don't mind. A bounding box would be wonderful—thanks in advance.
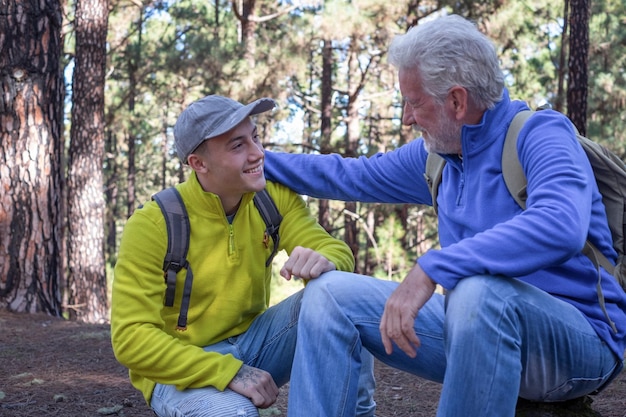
[554,0,570,113]
[105,131,119,262]
[66,0,109,323]
[125,7,141,218]
[567,0,590,136]
[344,42,363,269]
[0,0,65,315]
[316,38,333,232]
[239,0,258,69]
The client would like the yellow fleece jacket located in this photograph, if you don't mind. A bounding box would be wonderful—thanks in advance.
[111,173,354,404]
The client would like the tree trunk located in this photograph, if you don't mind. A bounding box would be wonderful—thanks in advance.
[126,6,143,217]
[567,0,590,136]
[105,130,119,262]
[343,41,365,269]
[0,0,65,315]
[238,0,257,69]
[554,0,569,113]
[66,0,110,322]
[317,38,334,231]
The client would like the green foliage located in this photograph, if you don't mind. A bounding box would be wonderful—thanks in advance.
[99,0,626,285]
[370,214,410,282]
[269,251,305,306]
[587,2,626,157]
[488,0,565,107]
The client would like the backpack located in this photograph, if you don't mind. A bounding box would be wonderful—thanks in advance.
[152,187,282,331]
[425,110,626,332]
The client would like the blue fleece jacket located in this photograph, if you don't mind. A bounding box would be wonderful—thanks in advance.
[264,90,626,361]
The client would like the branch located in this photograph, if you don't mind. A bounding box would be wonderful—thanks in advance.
[230,0,298,23]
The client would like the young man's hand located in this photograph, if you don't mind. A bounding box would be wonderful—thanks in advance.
[280,246,336,280]
[227,364,279,408]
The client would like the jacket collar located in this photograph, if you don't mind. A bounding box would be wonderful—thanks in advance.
[460,88,529,158]
[179,172,255,217]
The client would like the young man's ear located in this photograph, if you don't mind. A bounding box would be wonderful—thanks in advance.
[187,151,209,173]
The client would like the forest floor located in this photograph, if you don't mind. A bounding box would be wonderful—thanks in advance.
[1,309,625,417]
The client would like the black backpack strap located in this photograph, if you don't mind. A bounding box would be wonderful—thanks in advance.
[153,187,193,331]
[253,189,283,267]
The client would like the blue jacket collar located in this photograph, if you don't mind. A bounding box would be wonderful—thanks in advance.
[460,89,529,158]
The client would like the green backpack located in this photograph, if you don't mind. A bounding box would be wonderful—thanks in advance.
[424,110,626,332]
[152,187,282,331]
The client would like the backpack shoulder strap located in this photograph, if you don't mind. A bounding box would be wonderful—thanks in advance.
[424,152,446,214]
[253,189,283,267]
[152,187,193,331]
[502,110,534,209]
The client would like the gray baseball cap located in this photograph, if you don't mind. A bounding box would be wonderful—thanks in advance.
[174,95,276,163]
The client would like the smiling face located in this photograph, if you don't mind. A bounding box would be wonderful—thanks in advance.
[399,68,463,155]
[188,117,266,214]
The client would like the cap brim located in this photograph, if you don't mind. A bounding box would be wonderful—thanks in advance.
[207,98,275,140]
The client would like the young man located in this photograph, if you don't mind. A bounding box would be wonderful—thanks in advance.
[111,95,376,417]
[264,15,626,417]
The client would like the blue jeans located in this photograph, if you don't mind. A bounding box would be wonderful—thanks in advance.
[150,289,376,417]
[287,272,621,417]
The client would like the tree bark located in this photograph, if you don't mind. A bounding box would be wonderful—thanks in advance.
[66,0,110,322]
[237,0,258,69]
[125,6,142,218]
[344,43,361,268]
[567,0,590,136]
[317,38,333,232]
[554,0,569,113]
[0,0,65,315]
[105,131,119,262]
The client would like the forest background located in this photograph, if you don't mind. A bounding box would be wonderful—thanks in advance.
[1,0,625,323]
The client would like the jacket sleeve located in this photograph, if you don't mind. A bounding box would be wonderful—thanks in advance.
[110,206,242,395]
[267,181,355,272]
[264,139,433,205]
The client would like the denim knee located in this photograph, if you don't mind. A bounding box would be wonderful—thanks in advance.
[301,272,354,309]
[445,275,519,332]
